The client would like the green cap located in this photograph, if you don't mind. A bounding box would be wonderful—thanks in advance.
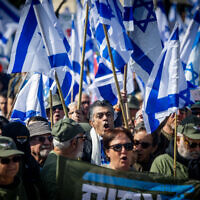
[78,123,91,133]
[127,95,140,109]
[52,118,85,142]
[177,115,200,139]
[46,94,62,110]
[0,136,24,157]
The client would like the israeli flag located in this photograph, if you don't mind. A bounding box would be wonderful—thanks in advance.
[89,56,134,105]
[143,25,194,133]
[8,0,71,74]
[185,27,200,87]
[155,0,170,46]
[129,0,162,85]
[123,0,134,31]
[180,8,200,70]
[89,0,133,73]
[10,73,46,123]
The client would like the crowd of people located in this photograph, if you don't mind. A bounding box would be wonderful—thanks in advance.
[1,75,200,199]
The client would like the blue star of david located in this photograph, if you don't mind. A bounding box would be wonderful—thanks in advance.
[132,0,157,32]
[185,62,199,85]
[178,88,194,106]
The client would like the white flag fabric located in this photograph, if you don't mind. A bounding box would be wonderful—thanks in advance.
[129,0,162,85]
[8,0,71,74]
[10,73,46,123]
[143,25,194,133]
[185,28,200,87]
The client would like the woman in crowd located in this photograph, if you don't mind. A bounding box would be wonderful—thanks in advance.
[103,127,134,171]
[0,136,27,199]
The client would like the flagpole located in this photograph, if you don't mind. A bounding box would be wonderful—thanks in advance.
[49,90,53,128]
[77,2,89,110]
[34,5,68,117]
[7,73,28,120]
[173,113,177,177]
[103,24,128,128]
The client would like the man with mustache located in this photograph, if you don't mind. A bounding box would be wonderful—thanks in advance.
[89,100,115,165]
[151,115,200,180]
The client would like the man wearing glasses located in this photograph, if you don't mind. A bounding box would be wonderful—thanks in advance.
[0,136,26,199]
[133,122,158,172]
[151,115,200,180]
[40,118,85,199]
[28,121,53,167]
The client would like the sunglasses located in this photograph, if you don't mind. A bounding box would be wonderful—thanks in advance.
[53,105,63,112]
[109,143,133,152]
[76,135,87,141]
[133,140,152,149]
[184,138,200,149]
[32,135,53,143]
[95,112,113,119]
[0,156,21,165]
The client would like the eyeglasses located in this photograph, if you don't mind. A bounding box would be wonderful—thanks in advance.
[109,143,133,152]
[32,135,53,143]
[0,156,21,165]
[95,112,113,119]
[184,138,200,149]
[133,140,152,149]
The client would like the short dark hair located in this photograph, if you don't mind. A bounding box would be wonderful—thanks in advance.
[134,122,159,147]
[0,90,7,98]
[89,100,114,121]
[103,127,133,150]
[0,116,9,132]
[27,116,48,125]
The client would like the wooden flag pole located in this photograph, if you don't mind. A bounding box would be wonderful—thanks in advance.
[77,2,89,110]
[7,73,28,120]
[123,64,131,124]
[49,90,53,128]
[173,113,177,177]
[55,72,68,117]
[34,5,68,117]
[103,24,128,128]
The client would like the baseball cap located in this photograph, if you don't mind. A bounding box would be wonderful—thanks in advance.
[52,118,85,142]
[78,123,91,133]
[0,136,24,158]
[46,94,62,110]
[27,121,51,137]
[177,115,200,140]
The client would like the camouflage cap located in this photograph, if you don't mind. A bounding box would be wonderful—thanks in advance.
[52,118,85,142]
[78,123,91,133]
[0,136,24,157]
[46,94,62,110]
[127,95,140,109]
[177,115,200,139]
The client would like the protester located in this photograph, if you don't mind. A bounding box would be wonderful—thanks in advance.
[151,115,200,180]
[27,116,49,125]
[191,102,200,118]
[40,118,85,199]
[89,100,115,165]
[103,127,134,171]
[0,90,8,118]
[2,122,41,200]
[127,94,140,121]
[68,102,85,122]
[133,122,158,172]
[27,121,53,167]
[45,94,65,125]
[134,108,144,127]
[75,92,90,122]
[0,136,28,199]
[0,116,9,135]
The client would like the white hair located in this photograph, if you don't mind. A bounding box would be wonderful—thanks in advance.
[53,138,71,150]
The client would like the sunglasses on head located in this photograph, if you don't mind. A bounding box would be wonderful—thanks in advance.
[109,143,133,152]
[32,135,53,143]
[184,138,200,149]
[0,156,21,165]
[133,140,152,149]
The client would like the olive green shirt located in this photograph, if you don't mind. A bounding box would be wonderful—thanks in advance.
[150,153,189,179]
